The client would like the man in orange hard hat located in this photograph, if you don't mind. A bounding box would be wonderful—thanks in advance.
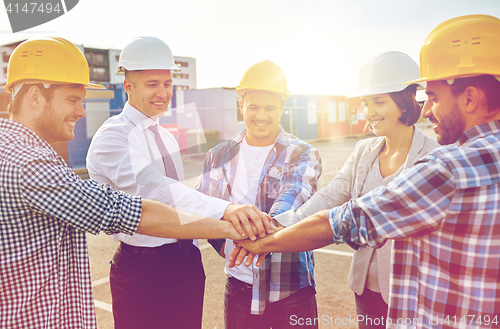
[0,36,265,329]
[195,60,322,328]
[240,15,500,328]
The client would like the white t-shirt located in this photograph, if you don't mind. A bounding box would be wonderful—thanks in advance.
[225,137,273,283]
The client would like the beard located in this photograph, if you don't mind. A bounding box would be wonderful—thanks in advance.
[435,103,466,145]
[36,101,75,143]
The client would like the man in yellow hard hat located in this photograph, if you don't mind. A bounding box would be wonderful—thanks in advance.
[239,15,500,327]
[195,60,322,328]
[86,37,274,329]
[0,36,268,329]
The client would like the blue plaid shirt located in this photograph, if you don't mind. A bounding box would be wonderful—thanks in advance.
[195,127,322,314]
[329,120,500,328]
[0,119,142,329]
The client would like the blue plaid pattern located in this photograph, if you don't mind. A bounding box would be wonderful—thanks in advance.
[0,119,142,329]
[195,127,322,314]
[329,120,500,328]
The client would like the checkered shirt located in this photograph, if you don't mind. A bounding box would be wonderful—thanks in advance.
[329,120,500,328]
[195,127,322,314]
[0,119,142,329]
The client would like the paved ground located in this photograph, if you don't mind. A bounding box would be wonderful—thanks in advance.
[86,124,437,329]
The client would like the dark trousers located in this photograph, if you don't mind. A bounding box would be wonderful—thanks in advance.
[355,288,389,329]
[224,277,318,329]
[110,243,206,329]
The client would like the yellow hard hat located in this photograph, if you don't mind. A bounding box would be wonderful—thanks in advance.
[236,60,291,100]
[5,36,105,95]
[406,15,500,84]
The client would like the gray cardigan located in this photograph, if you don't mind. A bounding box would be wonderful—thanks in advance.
[275,127,439,303]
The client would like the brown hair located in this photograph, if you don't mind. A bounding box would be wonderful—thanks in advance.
[124,69,138,86]
[389,84,420,126]
[450,75,500,112]
[7,84,60,117]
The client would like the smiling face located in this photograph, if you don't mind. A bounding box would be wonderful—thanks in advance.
[361,93,406,137]
[422,81,466,145]
[36,84,87,143]
[240,90,284,147]
[125,69,173,118]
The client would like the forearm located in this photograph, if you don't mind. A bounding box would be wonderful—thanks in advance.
[275,174,352,228]
[246,210,334,254]
[137,199,238,240]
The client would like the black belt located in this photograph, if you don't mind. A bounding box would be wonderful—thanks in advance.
[118,242,181,255]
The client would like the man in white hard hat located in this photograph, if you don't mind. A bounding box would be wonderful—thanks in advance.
[86,37,272,329]
[263,51,439,328]
[195,60,322,328]
[0,36,251,329]
[240,15,500,327]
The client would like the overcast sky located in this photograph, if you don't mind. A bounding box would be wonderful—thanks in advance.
[1,0,499,95]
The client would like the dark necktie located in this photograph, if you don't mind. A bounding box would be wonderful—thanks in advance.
[149,124,192,258]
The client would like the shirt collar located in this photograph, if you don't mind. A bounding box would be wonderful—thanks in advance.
[0,118,53,150]
[229,126,292,149]
[122,102,160,131]
[458,120,500,146]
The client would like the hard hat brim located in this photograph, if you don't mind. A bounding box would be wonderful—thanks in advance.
[6,80,107,95]
[347,82,425,98]
[116,64,181,75]
[404,73,500,85]
[85,83,106,90]
[346,86,406,99]
[404,77,427,85]
[236,87,291,100]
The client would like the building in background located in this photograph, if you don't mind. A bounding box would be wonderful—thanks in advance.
[0,41,22,92]
[171,57,197,90]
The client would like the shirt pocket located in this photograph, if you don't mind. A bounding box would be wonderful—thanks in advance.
[209,167,226,196]
[266,166,283,199]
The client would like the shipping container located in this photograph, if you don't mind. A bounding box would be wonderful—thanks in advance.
[317,95,365,138]
[281,95,318,140]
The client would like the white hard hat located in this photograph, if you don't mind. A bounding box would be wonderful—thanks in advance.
[347,51,424,98]
[116,36,181,75]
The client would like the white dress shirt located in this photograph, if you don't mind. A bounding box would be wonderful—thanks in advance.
[86,102,230,247]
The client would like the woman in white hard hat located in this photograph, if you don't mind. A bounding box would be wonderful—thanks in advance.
[270,51,440,328]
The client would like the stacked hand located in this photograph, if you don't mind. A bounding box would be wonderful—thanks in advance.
[221,209,333,265]
[230,224,283,267]
[221,204,279,267]
[222,204,276,240]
